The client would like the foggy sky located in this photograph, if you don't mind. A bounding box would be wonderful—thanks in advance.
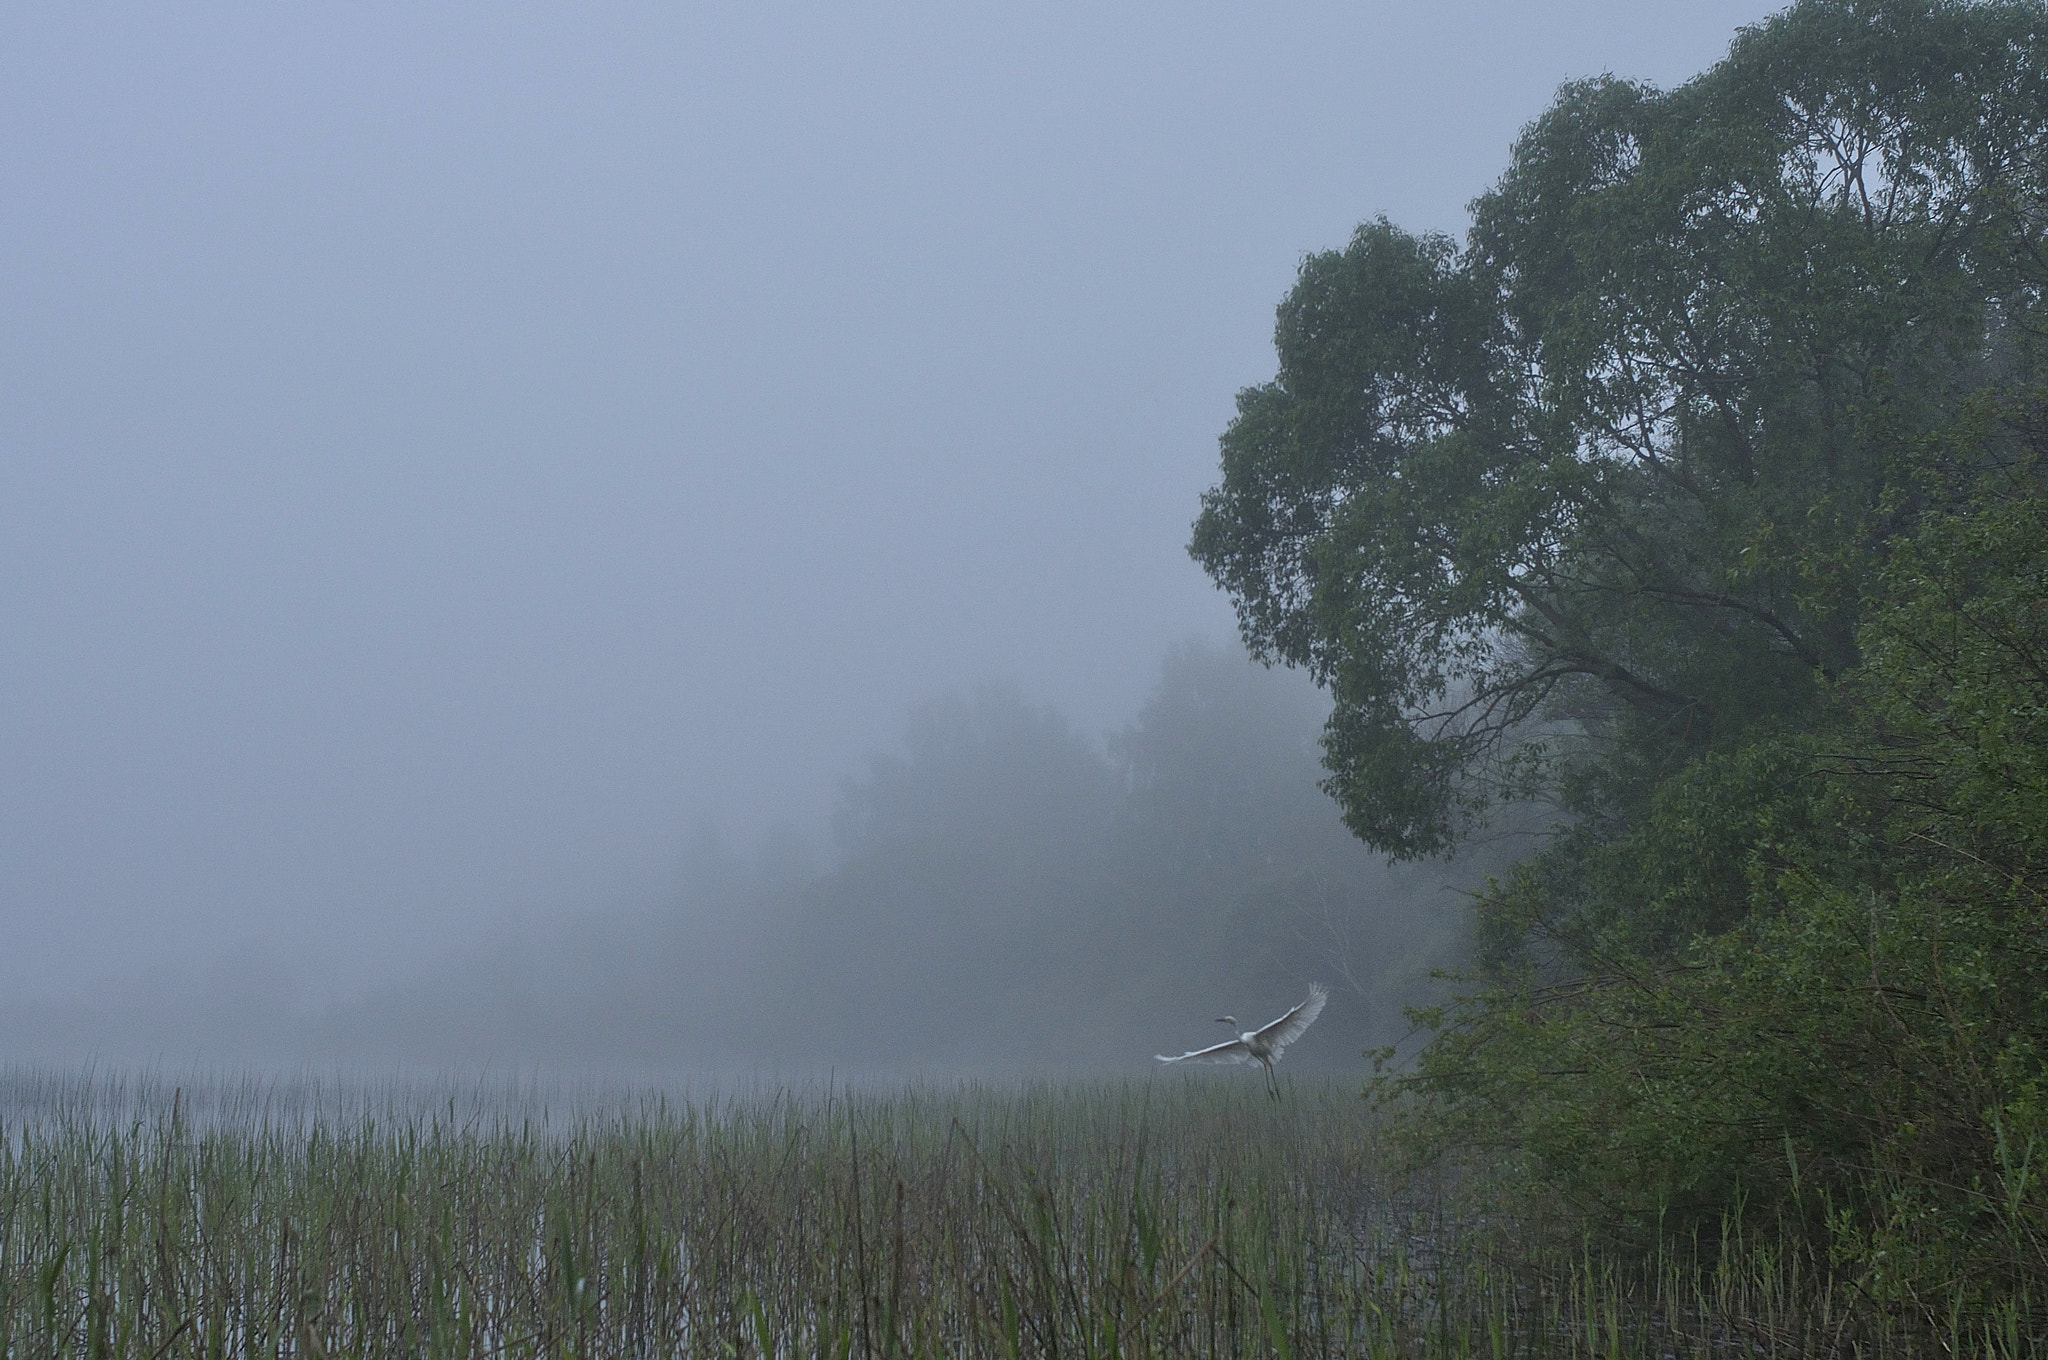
[0,2,1778,1007]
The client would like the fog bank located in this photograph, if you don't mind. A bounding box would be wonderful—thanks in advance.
[4,644,1500,1077]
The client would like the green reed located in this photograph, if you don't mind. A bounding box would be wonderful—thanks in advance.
[0,1069,2023,1358]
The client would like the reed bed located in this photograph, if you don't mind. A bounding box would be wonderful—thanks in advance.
[0,1069,2019,1358]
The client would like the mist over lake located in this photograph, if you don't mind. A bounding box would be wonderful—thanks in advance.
[0,0,1768,1052]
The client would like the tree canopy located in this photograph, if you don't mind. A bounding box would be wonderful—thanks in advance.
[1194,0,2048,1321]
[1194,0,2048,857]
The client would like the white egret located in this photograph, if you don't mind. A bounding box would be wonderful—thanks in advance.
[1155,983,1328,1097]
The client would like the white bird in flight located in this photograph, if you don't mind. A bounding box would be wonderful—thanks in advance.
[1156,983,1328,1097]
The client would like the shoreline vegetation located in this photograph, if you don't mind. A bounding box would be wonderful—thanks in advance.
[1189,0,2048,1343]
[0,1070,2019,1358]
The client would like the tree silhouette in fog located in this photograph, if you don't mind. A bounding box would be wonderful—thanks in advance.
[311,643,1468,1071]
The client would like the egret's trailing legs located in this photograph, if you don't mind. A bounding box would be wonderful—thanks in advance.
[1155,983,1328,1098]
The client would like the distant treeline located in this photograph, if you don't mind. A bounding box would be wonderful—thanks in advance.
[318,640,1473,1072]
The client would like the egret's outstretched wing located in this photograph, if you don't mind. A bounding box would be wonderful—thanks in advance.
[1156,1037,1252,1065]
[1252,983,1328,1059]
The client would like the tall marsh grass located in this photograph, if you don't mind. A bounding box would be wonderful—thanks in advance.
[0,1069,2024,1357]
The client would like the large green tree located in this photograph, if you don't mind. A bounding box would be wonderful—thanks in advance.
[1194,0,2048,1317]
[1194,0,2048,859]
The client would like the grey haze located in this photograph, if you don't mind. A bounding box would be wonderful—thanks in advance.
[0,2,1777,1063]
